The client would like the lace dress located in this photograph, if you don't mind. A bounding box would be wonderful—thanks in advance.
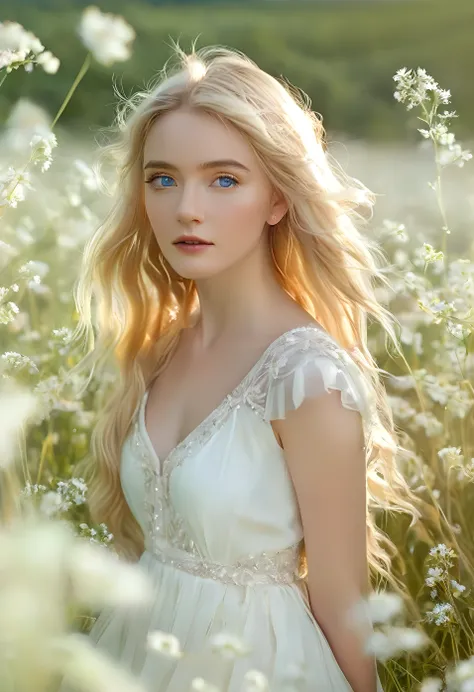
[61,324,384,692]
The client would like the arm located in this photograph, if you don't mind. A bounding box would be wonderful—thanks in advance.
[276,387,378,692]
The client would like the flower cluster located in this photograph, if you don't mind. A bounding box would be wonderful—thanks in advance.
[0,21,59,74]
[78,6,136,66]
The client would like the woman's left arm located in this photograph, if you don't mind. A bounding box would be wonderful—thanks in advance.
[276,387,378,692]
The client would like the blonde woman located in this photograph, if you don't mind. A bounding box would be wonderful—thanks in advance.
[64,44,419,692]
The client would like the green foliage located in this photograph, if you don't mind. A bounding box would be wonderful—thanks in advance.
[1,0,473,140]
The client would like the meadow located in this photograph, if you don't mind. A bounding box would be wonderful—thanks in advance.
[1,5,474,692]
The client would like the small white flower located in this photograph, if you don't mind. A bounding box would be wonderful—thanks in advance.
[451,579,466,596]
[365,626,429,662]
[39,491,63,517]
[29,132,57,172]
[242,670,270,691]
[191,678,220,692]
[429,544,456,560]
[425,602,454,626]
[36,50,60,74]
[67,540,152,609]
[78,6,136,66]
[147,631,183,658]
[209,632,251,658]
[351,591,404,627]
[420,677,443,692]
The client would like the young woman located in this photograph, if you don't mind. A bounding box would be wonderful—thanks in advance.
[63,44,419,692]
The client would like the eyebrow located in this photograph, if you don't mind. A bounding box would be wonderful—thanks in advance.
[143,159,251,173]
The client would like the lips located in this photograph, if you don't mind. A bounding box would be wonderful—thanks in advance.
[174,241,211,245]
[173,235,213,245]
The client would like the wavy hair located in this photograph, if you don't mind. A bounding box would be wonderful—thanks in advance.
[69,42,423,597]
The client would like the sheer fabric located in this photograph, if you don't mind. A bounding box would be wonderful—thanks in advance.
[60,324,384,692]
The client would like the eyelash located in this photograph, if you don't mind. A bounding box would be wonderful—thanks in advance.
[144,173,239,188]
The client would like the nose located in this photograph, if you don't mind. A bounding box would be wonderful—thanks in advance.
[176,183,204,225]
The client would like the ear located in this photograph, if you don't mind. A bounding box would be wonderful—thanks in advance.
[267,191,289,226]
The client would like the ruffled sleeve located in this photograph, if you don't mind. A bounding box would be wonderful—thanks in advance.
[261,328,375,427]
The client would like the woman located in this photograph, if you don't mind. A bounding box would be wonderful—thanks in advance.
[64,44,419,692]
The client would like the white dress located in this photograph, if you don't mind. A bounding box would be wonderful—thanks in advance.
[66,324,383,692]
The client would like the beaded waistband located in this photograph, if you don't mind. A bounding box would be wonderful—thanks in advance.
[145,541,304,587]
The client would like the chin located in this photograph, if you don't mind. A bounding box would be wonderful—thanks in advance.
[170,262,222,281]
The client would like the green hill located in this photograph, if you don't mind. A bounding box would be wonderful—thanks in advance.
[1,0,472,141]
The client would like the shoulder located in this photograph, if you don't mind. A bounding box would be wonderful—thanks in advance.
[256,324,374,425]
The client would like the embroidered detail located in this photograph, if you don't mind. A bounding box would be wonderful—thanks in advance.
[133,324,370,586]
[147,539,305,587]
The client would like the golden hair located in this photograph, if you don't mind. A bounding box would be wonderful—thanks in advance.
[69,42,422,596]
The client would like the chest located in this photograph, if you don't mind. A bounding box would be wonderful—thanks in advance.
[144,346,259,462]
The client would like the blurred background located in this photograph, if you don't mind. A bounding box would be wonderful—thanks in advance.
[1,0,473,239]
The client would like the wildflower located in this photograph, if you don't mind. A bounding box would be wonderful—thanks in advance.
[242,670,270,692]
[191,679,220,692]
[67,539,152,609]
[0,166,34,208]
[36,49,60,74]
[450,580,466,597]
[420,678,443,692]
[52,633,147,692]
[78,6,136,66]
[350,591,404,628]
[209,632,251,658]
[39,491,63,517]
[0,21,59,74]
[0,387,38,468]
[147,631,183,659]
[411,412,444,437]
[446,656,474,690]
[438,447,464,468]
[29,132,57,172]
[365,626,429,662]
[429,544,456,560]
[393,67,450,110]
[425,567,444,588]
[425,602,454,626]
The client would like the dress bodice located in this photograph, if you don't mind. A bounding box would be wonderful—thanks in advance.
[120,324,374,587]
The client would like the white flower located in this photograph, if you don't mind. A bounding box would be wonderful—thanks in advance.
[351,591,404,627]
[365,626,429,662]
[0,166,34,208]
[191,678,220,692]
[147,631,183,658]
[36,50,60,74]
[425,567,444,588]
[39,491,63,517]
[67,540,152,609]
[446,657,474,690]
[29,132,57,172]
[420,677,443,692]
[209,632,251,658]
[0,21,43,58]
[78,6,135,66]
[451,579,466,596]
[425,602,454,626]
[0,387,38,468]
[242,670,270,691]
[429,544,456,560]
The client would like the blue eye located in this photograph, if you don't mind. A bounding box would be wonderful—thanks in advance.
[217,175,237,188]
[145,174,238,189]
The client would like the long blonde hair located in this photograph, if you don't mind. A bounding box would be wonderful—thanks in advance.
[69,42,421,592]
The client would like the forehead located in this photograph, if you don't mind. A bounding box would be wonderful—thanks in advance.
[143,108,255,167]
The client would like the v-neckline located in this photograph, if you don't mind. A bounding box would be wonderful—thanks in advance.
[138,322,320,470]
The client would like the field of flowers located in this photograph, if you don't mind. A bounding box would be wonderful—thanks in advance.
[1,6,473,692]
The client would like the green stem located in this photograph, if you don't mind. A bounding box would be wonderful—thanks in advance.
[0,70,8,89]
[50,53,92,131]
